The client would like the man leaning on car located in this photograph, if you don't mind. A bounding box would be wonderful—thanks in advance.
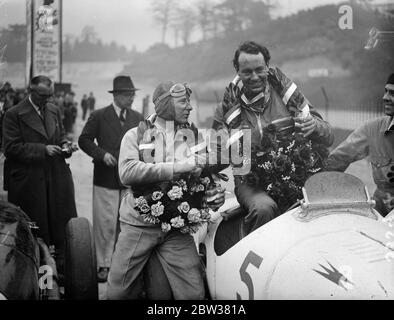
[325,73,394,217]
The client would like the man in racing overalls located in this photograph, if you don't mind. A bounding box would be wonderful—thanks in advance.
[107,82,225,299]
[325,73,394,217]
[211,41,334,235]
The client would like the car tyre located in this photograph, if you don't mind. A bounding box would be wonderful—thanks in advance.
[65,217,98,300]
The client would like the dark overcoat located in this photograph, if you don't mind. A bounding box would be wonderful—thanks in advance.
[2,97,77,247]
[78,104,144,190]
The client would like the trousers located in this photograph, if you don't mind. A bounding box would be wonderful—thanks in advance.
[234,180,281,235]
[92,186,122,268]
[107,222,205,300]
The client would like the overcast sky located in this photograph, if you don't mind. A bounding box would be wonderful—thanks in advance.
[0,0,360,51]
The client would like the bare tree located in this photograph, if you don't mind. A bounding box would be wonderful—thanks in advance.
[351,0,374,10]
[81,25,97,43]
[173,6,196,46]
[151,0,176,44]
[215,0,248,34]
[247,0,276,29]
[208,8,221,39]
[196,0,212,41]
[213,0,276,35]
[171,24,180,47]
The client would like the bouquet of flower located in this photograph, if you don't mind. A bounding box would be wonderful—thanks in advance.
[133,175,214,234]
[245,119,329,212]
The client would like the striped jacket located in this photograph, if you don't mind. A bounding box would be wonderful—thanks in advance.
[211,67,334,174]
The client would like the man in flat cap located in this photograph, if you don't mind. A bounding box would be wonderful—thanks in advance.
[2,75,77,272]
[107,81,225,300]
[325,73,394,217]
[79,75,144,282]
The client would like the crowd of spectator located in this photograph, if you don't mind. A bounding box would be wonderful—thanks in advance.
[0,82,27,149]
[80,91,95,121]
[52,91,78,135]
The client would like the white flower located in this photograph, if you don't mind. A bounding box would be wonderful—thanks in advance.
[152,191,164,201]
[187,208,201,223]
[281,176,290,181]
[178,179,188,191]
[170,216,185,228]
[201,177,211,186]
[151,201,164,217]
[287,141,295,151]
[196,184,205,192]
[167,186,183,200]
[263,161,272,170]
[161,223,171,233]
[291,163,296,173]
[135,196,147,208]
[267,183,273,191]
[140,204,150,213]
[177,202,190,214]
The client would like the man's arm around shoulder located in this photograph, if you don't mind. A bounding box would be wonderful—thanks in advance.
[324,122,370,172]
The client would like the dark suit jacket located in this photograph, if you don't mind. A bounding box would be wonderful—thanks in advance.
[78,104,144,189]
[2,97,77,246]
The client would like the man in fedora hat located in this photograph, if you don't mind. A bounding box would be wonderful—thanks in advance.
[79,75,144,282]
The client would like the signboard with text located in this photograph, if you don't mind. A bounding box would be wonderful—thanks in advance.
[26,0,62,84]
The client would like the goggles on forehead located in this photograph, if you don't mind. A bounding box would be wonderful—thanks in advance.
[154,83,192,105]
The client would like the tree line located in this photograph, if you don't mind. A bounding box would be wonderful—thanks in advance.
[123,2,394,108]
[151,0,275,47]
[0,24,137,63]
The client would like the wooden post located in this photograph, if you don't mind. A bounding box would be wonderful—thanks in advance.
[59,0,63,83]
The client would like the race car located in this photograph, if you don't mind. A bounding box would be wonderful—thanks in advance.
[3,171,393,300]
[201,171,394,300]
[144,171,394,300]
[0,201,98,300]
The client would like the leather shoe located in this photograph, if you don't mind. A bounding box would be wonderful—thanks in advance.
[97,267,109,283]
